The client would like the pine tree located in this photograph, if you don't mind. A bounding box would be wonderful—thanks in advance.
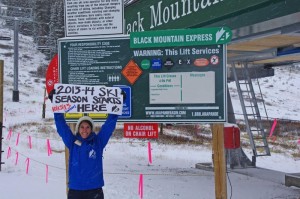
[3,0,65,58]
[47,0,64,58]
[32,0,51,45]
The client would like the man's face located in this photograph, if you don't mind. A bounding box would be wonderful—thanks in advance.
[79,121,92,139]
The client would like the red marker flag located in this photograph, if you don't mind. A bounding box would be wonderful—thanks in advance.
[25,158,30,174]
[148,142,152,164]
[47,139,52,156]
[269,119,277,137]
[138,174,143,199]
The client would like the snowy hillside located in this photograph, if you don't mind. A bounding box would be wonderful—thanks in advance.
[229,65,300,121]
[0,28,49,126]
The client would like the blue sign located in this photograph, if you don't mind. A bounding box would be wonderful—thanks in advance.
[151,59,162,70]
[114,85,132,118]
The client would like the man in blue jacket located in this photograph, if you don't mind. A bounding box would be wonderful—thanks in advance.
[49,90,125,199]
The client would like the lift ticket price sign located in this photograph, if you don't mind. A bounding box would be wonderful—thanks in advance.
[124,123,159,139]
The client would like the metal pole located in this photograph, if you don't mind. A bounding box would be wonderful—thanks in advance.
[13,20,19,102]
[0,60,4,171]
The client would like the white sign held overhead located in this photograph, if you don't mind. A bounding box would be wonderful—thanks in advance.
[65,0,124,37]
[52,83,123,115]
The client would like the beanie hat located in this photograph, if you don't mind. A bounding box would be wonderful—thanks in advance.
[74,116,94,135]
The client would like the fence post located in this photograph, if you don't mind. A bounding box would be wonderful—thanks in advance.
[0,60,4,171]
[42,87,46,118]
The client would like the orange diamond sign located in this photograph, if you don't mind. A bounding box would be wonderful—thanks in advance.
[122,59,143,85]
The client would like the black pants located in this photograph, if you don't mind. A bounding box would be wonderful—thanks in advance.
[68,188,104,199]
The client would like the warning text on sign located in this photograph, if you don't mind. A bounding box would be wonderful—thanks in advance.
[124,123,159,139]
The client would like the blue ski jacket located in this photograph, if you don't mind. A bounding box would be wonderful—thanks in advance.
[54,113,118,190]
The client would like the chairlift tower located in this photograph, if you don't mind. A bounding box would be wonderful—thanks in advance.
[0,5,33,102]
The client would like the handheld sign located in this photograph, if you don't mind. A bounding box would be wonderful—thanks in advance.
[52,83,123,115]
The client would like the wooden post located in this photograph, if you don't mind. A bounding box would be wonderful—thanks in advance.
[42,87,46,118]
[0,60,4,171]
[212,123,227,199]
[65,123,75,195]
[160,123,164,135]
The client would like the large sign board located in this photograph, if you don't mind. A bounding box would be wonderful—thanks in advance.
[65,0,123,37]
[124,0,293,33]
[58,27,230,123]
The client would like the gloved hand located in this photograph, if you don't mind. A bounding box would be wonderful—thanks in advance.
[121,90,126,102]
[48,89,56,102]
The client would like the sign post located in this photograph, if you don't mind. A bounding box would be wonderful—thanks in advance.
[212,123,227,199]
[0,60,4,171]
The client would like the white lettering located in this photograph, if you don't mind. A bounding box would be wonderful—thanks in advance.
[170,2,180,20]
[126,12,144,34]
[201,0,212,9]
[128,0,225,31]
[150,1,162,29]
[193,0,200,11]
[181,0,192,17]
[163,6,170,24]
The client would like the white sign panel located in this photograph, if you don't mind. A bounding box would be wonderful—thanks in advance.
[149,72,215,104]
[65,0,124,37]
[52,83,123,115]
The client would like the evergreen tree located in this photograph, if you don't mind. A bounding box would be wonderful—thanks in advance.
[33,0,51,45]
[47,0,64,59]
[2,0,65,58]
[2,0,35,35]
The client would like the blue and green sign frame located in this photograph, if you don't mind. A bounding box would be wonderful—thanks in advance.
[58,27,231,123]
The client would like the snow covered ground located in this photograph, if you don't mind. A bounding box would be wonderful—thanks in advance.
[228,66,300,121]
[0,27,300,198]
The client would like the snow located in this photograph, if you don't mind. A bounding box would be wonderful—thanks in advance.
[0,27,300,199]
[228,67,300,121]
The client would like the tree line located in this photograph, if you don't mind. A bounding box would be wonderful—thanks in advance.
[2,0,64,59]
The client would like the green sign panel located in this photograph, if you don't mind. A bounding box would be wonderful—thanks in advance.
[58,29,227,123]
[130,27,231,48]
[124,0,285,33]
